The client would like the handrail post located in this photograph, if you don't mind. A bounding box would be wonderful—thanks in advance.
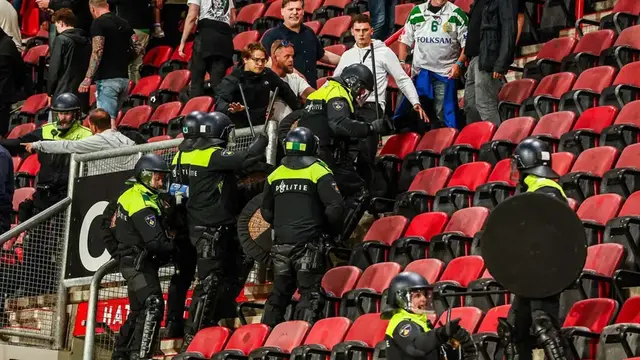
[83,259,119,360]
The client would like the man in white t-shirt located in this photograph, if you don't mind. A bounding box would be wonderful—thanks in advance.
[0,0,22,52]
[269,40,315,122]
[180,0,236,96]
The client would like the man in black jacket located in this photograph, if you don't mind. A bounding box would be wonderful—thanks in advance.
[215,42,301,129]
[48,9,92,113]
[0,27,24,136]
[463,0,517,126]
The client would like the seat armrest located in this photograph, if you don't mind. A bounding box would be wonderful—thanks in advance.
[533,95,560,119]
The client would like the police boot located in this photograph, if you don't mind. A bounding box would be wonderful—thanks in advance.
[497,317,518,360]
[532,314,567,360]
[163,319,185,339]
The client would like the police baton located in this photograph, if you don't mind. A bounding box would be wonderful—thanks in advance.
[264,87,279,135]
[369,42,380,121]
[238,83,256,138]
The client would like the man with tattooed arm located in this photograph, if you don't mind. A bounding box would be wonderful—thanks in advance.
[78,0,144,127]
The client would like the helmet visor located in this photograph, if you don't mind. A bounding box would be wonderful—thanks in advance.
[53,110,76,131]
[408,288,434,315]
[139,170,171,193]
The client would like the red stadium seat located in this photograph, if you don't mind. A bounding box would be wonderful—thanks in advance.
[440,121,496,170]
[428,207,489,265]
[561,29,617,75]
[497,79,538,120]
[290,317,351,359]
[181,96,215,115]
[22,44,48,66]
[473,304,512,358]
[567,198,578,211]
[159,42,195,77]
[600,25,640,68]
[394,3,414,27]
[118,105,153,130]
[601,143,640,197]
[577,194,623,245]
[531,111,577,151]
[432,256,485,313]
[454,0,472,13]
[146,101,182,137]
[12,157,21,173]
[350,215,409,268]
[312,0,350,23]
[578,0,640,36]
[559,66,617,114]
[376,132,421,197]
[303,0,323,20]
[598,297,640,359]
[233,30,260,53]
[329,313,388,359]
[559,106,619,155]
[248,321,310,359]
[174,326,231,360]
[128,75,162,106]
[479,117,536,165]
[318,16,351,46]
[7,123,36,139]
[212,324,271,359]
[10,93,48,130]
[562,298,618,360]
[522,37,578,81]
[235,3,267,31]
[147,135,172,143]
[603,191,640,270]
[303,20,322,34]
[473,158,517,209]
[387,166,452,219]
[89,84,97,108]
[316,77,328,89]
[20,5,41,38]
[389,212,449,267]
[435,307,484,334]
[599,61,640,108]
[559,146,619,204]
[552,152,576,177]
[323,266,361,299]
[157,70,191,103]
[12,187,35,223]
[520,72,577,119]
[15,154,40,188]
[254,0,284,34]
[600,100,640,150]
[339,262,401,320]
[405,258,445,284]
[583,243,625,290]
[399,128,458,192]
[140,45,173,76]
[433,162,492,216]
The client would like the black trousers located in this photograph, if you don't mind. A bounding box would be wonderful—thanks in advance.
[262,243,326,327]
[189,35,231,97]
[355,103,382,191]
[164,236,197,336]
[507,294,561,360]
[112,256,164,360]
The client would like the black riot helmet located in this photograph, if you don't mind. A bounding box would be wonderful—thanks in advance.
[134,154,171,194]
[282,127,319,168]
[194,112,236,150]
[382,272,432,319]
[338,63,374,107]
[51,93,82,133]
[511,137,559,181]
[179,111,204,151]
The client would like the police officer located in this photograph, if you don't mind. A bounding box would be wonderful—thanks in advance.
[383,272,476,360]
[260,127,345,327]
[111,154,175,360]
[181,111,268,347]
[500,136,570,360]
[163,112,204,338]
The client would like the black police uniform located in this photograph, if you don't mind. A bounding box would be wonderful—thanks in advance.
[111,157,174,360]
[260,128,345,327]
[182,114,267,344]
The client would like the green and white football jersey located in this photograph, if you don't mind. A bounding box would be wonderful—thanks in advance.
[400,1,468,76]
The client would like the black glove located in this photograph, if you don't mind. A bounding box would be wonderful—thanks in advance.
[435,318,462,343]
[248,133,269,155]
[368,118,386,134]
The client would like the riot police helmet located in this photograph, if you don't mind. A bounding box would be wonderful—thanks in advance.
[282,127,319,168]
[339,63,375,107]
[511,137,559,181]
[51,93,82,133]
[382,272,432,319]
[194,111,236,150]
[134,154,171,194]
[178,111,204,151]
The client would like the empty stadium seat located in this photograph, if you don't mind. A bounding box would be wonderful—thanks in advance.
[375,132,421,198]
[478,117,536,165]
[432,255,485,314]
[405,259,445,284]
[254,0,284,34]
[473,305,512,360]
[174,327,231,360]
[394,3,414,29]
[577,0,640,36]
[11,157,21,173]
[15,154,40,188]
[559,146,619,204]
[7,123,36,139]
[118,105,153,131]
[559,66,617,114]
[145,101,182,137]
[290,317,352,359]
[435,307,484,333]
[601,143,640,198]
[497,79,538,120]
[531,111,577,151]
[562,298,618,360]
[561,30,617,75]
[599,61,640,108]
[599,25,640,68]
[140,45,173,77]
[577,194,624,246]
[236,3,266,32]
[597,296,640,359]
[9,93,49,130]
[248,321,310,359]
[211,323,271,360]
[519,72,577,119]
[432,162,492,216]
[552,152,576,177]
[398,128,458,192]
[22,45,49,92]
[603,191,640,270]
[473,158,517,209]
[318,16,351,46]
[428,207,489,265]
[558,106,619,156]
[339,262,401,320]
[181,96,215,115]
[321,266,362,317]
[159,42,194,77]
[349,215,409,269]
[147,135,172,143]
[600,100,640,150]
[440,122,496,170]
[521,37,578,81]
[389,212,449,267]
[128,75,163,106]
[328,313,388,360]
[12,187,35,223]
[153,70,191,105]
[313,0,351,23]
[303,20,322,34]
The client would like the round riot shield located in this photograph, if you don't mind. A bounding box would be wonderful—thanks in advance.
[237,193,272,264]
[481,193,587,299]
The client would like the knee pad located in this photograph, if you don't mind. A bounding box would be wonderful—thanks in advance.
[497,317,518,360]
[139,295,164,359]
[532,314,567,360]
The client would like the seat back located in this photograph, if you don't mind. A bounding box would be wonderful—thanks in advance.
[405,259,445,284]
[318,15,351,40]
[407,167,452,195]
[150,101,182,124]
[532,111,577,140]
[362,215,409,245]
[416,128,458,153]
[224,324,271,353]
[613,24,640,49]
[475,305,511,333]
[498,79,538,104]
[8,123,36,139]
[236,3,266,26]
[436,307,484,333]
[12,187,35,213]
[404,212,449,240]
[584,243,625,276]
[533,72,577,98]
[612,61,640,87]
[186,327,231,357]
[571,66,617,92]
[380,132,420,159]
[452,122,496,149]
[577,194,623,225]
[618,191,640,216]
[615,296,640,324]
[445,162,492,190]
[131,75,162,97]
[355,262,402,292]
[551,152,576,176]
[573,29,616,56]
[342,313,389,346]
[572,106,619,132]
[612,0,640,13]
[263,321,310,352]
[492,117,536,143]
[159,69,191,92]
[439,256,485,287]
[233,30,261,52]
[486,159,516,186]
[536,37,578,61]
[21,93,49,114]
[303,317,351,348]
[616,143,640,168]
[143,46,173,68]
[562,298,618,332]
[613,100,640,126]
[442,207,489,236]
[322,266,362,297]
[570,146,619,176]
[118,106,153,129]
[181,96,215,115]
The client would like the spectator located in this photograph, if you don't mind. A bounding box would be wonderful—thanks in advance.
[261,0,340,87]
[215,42,300,129]
[106,0,154,82]
[370,0,395,41]
[48,9,92,113]
[23,108,135,154]
[396,0,467,130]
[152,0,165,38]
[0,0,22,52]
[35,0,92,45]
[180,0,236,97]
[79,0,142,126]
[269,40,314,122]
[0,26,24,136]
[463,0,517,126]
